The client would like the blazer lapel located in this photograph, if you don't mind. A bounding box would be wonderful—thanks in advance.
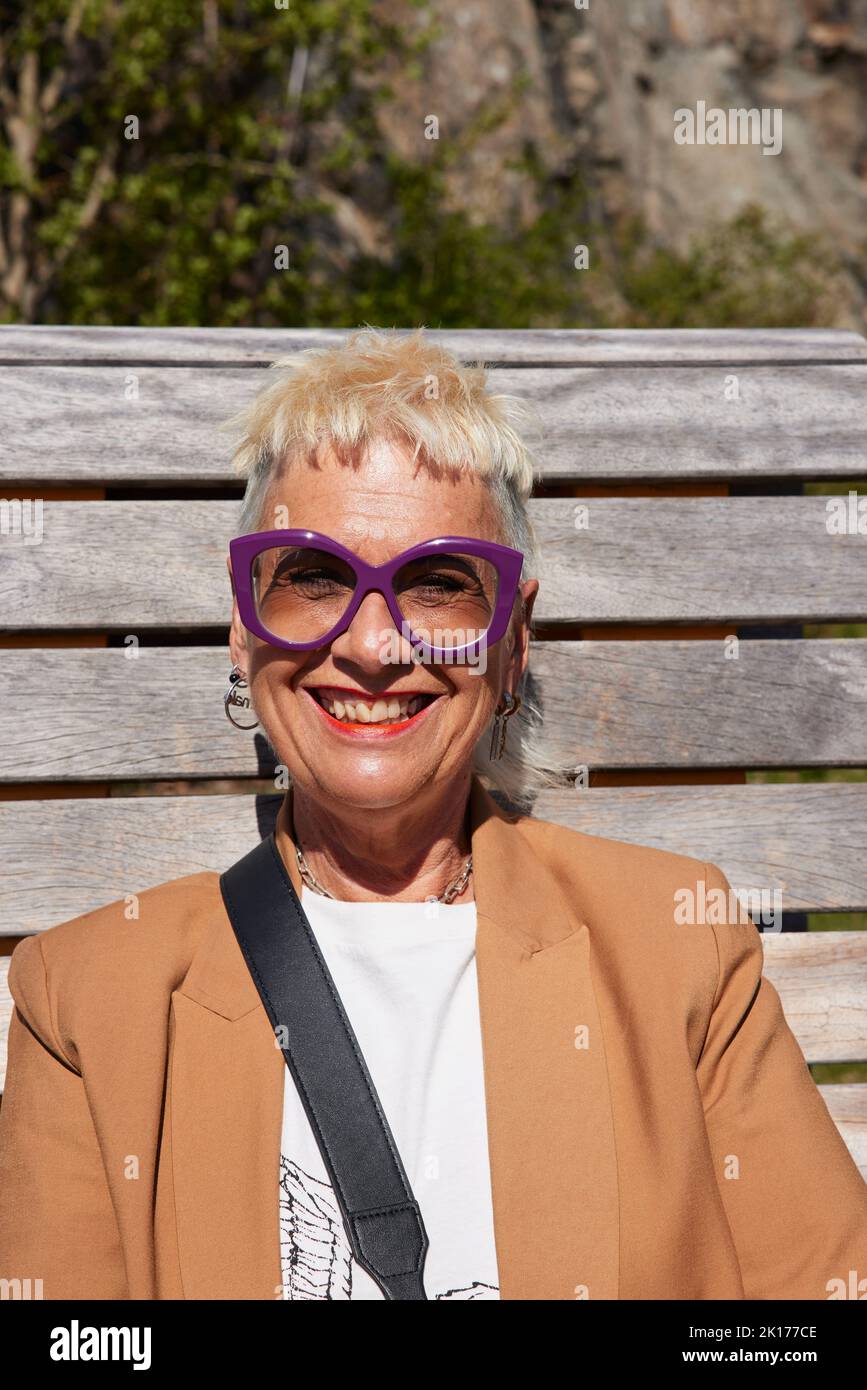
[168,778,619,1301]
[469,778,620,1299]
[167,807,297,1301]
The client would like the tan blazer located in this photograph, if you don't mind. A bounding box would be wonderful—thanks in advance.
[1,777,865,1300]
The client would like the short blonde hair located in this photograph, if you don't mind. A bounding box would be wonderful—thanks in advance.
[221,325,572,809]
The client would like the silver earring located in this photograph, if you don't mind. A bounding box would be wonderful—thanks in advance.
[489,691,521,761]
[224,663,259,730]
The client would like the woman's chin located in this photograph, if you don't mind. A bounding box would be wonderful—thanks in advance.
[308,761,437,813]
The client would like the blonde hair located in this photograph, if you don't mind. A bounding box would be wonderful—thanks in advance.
[221,326,573,809]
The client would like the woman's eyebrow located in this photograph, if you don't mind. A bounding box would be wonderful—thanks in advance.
[270,546,320,561]
[398,553,484,577]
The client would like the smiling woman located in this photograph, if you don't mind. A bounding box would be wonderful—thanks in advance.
[223,327,558,821]
[0,327,865,1303]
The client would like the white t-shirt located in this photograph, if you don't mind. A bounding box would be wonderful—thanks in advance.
[278,889,500,1300]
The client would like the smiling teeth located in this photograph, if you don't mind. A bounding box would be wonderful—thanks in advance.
[319,693,424,724]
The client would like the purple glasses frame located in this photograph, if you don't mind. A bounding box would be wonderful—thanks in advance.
[229,529,525,661]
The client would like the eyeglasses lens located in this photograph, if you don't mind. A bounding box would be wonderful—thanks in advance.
[252,546,499,649]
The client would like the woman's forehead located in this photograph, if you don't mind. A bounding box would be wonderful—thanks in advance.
[261,439,503,543]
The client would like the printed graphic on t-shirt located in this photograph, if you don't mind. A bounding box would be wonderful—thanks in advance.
[279,1154,499,1301]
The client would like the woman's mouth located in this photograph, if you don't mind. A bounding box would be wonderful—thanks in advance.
[304,686,440,734]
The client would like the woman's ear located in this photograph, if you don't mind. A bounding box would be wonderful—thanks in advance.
[520,579,539,633]
[506,578,539,688]
[228,615,248,674]
[227,558,249,672]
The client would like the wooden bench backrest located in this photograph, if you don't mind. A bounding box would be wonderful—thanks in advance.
[1,327,865,1175]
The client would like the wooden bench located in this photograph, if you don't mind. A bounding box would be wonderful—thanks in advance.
[1,326,865,1179]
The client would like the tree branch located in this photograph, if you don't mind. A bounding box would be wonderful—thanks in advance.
[37,138,120,289]
[40,0,88,117]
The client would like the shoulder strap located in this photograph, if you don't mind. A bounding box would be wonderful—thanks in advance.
[219,834,429,1301]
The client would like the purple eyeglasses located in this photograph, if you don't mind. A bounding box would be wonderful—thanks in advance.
[229,529,524,662]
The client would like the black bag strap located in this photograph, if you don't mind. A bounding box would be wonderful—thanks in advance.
[220,833,429,1301]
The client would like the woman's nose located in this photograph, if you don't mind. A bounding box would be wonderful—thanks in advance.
[329,589,407,670]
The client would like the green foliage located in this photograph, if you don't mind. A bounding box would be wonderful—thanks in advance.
[343,158,589,328]
[811,1061,867,1084]
[607,206,837,328]
[0,1,842,328]
[1,0,417,324]
[344,168,838,329]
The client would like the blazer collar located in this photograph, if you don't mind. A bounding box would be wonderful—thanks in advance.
[170,776,620,1299]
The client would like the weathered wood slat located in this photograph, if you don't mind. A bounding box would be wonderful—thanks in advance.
[754,932,867,1063]
[533,783,867,911]
[533,639,867,768]
[1,787,866,931]
[2,497,866,627]
[819,1085,867,1180]
[0,326,864,365]
[1,363,865,484]
[3,641,867,781]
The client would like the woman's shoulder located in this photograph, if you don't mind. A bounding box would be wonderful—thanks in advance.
[27,868,224,958]
[510,805,746,946]
[513,804,718,886]
[8,871,225,1061]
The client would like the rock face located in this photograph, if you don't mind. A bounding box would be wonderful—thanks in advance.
[375,0,867,327]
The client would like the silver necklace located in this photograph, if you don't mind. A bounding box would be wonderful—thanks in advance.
[293,838,473,905]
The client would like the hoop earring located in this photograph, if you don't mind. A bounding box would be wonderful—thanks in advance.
[489,691,521,761]
[224,663,260,730]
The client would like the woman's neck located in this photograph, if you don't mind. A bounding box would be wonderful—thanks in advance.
[290,777,474,904]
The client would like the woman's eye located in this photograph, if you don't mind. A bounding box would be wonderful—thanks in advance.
[405,570,482,597]
[414,574,463,593]
[271,564,349,594]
